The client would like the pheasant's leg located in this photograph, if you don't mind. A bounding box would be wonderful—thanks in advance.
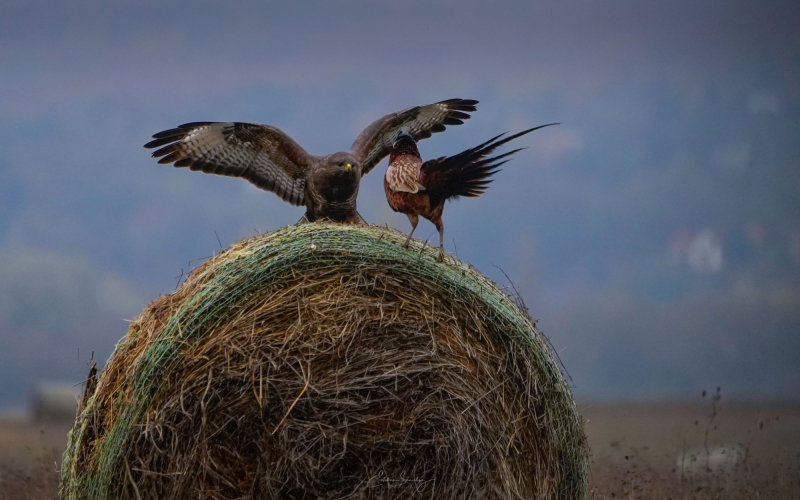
[434,220,445,261]
[403,213,419,248]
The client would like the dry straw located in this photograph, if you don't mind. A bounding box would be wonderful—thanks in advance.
[61,223,588,499]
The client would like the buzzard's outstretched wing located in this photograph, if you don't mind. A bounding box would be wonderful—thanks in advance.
[350,98,478,176]
[144,122,315,206]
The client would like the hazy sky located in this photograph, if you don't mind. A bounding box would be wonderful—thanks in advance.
[1,0,798,406]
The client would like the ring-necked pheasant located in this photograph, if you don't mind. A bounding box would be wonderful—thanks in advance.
[384,124,556,259]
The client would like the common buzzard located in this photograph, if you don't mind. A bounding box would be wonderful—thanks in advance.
[144,99,478,223]
[384,124,556,259]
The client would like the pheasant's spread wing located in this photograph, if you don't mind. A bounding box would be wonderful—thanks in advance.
[350,99,478,177]
[145,122,315,206]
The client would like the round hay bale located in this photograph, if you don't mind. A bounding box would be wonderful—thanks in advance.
[61,223,587,499]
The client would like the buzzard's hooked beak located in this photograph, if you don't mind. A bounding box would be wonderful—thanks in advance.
[344,163,352,171]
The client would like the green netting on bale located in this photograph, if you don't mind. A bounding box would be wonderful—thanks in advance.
[61,223,588,499]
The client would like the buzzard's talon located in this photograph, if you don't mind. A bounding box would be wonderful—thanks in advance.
[352,211,368,226]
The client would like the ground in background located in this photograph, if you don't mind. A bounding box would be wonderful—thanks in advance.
[1,401,798,499]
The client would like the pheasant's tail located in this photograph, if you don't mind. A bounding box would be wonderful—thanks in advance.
[421,123,557,200]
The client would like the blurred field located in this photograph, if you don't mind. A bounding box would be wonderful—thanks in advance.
[583,399,800,499]
[1,400,798,499]
[0,415,69,499]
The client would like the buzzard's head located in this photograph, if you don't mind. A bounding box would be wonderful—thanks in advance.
[327,152,359,175]
[312,152,361,203]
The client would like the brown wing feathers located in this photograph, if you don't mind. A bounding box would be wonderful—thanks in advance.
[421,123,558,201]
[144,122,311,206]
[351,98,479,176]
[410,98,478,140]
